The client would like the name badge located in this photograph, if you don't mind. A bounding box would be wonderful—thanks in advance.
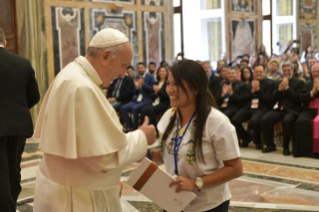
[221,98,229,108]
[137,94,143,102]
[251,99,259,109]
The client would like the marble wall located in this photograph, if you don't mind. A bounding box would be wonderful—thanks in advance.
[52,7,86,75]
[142,11,165,67]
[44,0,171,82]
[225,0,260,60]
[230,18,256,58]
[297,0,319,52]
[90,9,139,65]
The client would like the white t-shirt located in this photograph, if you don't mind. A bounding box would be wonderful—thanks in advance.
[157,107,240,212]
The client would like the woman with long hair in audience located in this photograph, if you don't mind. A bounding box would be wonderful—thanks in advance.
[240,67,253,83]
[146,60,243,212]
[140,66,170,134]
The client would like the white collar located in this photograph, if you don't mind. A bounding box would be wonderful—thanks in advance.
[75,56,103,86]
[0,45,4,48]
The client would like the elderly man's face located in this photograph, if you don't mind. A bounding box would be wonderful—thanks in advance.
[312,65,319,79]
[99,42,133,87]
[282,66,293,79]
[254,66,265,81]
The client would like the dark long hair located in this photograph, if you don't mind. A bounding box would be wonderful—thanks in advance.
[161,60,218,163]
[156,66,168,82]
[240,67,253,82]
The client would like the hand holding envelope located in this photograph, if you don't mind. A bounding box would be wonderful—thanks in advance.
[169,175,197,193]
[127,158,196,212]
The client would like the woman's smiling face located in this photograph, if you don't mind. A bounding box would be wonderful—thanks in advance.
[166,72,196,109]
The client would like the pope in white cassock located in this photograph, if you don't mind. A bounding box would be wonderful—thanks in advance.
[33,28,156,211]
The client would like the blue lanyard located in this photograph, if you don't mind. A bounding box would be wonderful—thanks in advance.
[173,109,197,175]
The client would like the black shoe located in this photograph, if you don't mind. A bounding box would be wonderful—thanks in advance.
[255,143,261,149]
[240,139,251,147]
[283,148,290,156]
[262,145,276,153]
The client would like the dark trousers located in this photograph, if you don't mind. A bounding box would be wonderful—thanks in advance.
[0,136,26,211]
[221,107,238,119]
[140,103,169,133]
[164,200,229,212]
[293,109,317,157]
[121,101,149,128]
[261,110,298,148]
[231,109,266,145]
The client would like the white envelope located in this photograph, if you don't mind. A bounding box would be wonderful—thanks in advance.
[127,158,196,212]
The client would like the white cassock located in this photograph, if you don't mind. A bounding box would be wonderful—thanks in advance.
[33,56,146,212]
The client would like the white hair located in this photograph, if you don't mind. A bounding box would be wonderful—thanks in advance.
[86,44,124,59]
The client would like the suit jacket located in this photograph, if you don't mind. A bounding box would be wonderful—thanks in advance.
[107,76,135,104]
[134,73,155,103]
[208,73,221,98]
[272,77,304,116]
[240,79,275,112]
[216,80,245,110]
[0,47,40,137]
[150,81,170,106]
[299,80,319,108]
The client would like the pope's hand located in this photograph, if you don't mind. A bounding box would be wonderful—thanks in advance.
[139,116,156,145]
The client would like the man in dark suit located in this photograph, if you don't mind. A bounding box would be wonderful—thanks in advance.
[261,62,304,155]
[294,64,319,157]
[0,28,40,211]
[107,70,135,111]
[121,62,155,130]
[215,67,245,119]
[202,61,221,99]
[231,65,274,149]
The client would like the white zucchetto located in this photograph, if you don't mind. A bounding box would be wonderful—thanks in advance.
[89,28,129,48]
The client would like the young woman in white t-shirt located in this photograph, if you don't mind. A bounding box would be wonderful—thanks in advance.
[147,60,243,212]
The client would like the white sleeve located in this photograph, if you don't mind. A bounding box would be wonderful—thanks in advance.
[78,130,148,172]
[210,119,241,161]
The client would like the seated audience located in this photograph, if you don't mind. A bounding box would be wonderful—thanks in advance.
[241,67,253,84]
[206,61,221,98]
[291,61,305,82]
[160,60,169,67]
[127,65,135,79]
[141,66,169,134]
[214,60,227,74]
[239,59,249,70]
[121,62,155,130]
[201,61,212,80]
[148,61,156,76]
[216,67,245,118]
[219,65,227,82]
[249,55,256,67]
[294,63,319,158]
[231,65,274,149]
[107,71,135,111]
[266,59,282,81]
[261,62,304,155]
